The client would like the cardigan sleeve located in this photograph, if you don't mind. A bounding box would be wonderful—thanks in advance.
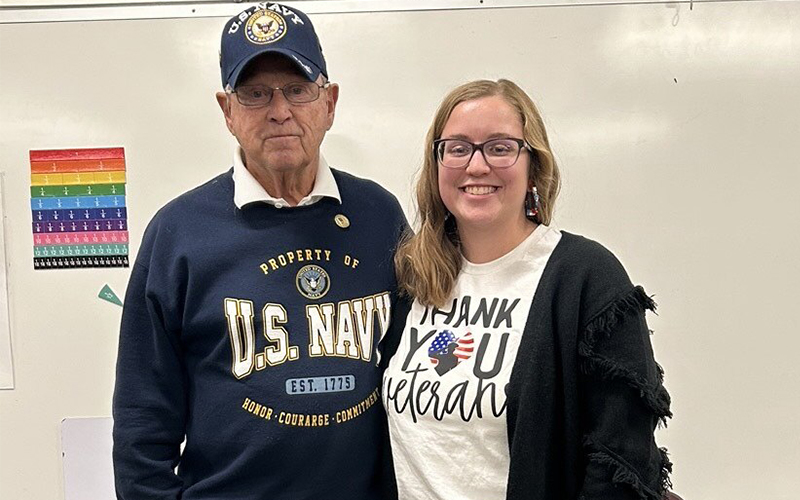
[576,285,672,500]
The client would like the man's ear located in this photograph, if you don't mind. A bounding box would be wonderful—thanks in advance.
[325,83,340,130]
[216,92,235,135]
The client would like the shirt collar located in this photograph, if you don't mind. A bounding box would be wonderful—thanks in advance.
[232,146,341,209]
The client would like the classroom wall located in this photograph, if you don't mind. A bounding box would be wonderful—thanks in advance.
[1,1,799,499]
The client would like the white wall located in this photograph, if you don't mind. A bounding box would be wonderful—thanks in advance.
[1,2,799,499]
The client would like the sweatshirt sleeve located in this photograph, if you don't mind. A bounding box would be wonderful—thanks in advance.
[112,219,188,499]
[576,284,672,500]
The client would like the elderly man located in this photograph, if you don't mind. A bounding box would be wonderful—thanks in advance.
[112,3,406,499]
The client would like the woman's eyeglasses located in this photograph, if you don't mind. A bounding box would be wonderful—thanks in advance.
[434,138,532,169]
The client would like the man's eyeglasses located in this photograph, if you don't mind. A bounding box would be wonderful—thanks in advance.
[434,138,533,169]
[230,82,330,106]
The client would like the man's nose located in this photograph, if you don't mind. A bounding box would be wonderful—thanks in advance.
[266,89,292,123]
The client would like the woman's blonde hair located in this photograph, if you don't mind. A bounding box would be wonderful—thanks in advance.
[395,79,561,307]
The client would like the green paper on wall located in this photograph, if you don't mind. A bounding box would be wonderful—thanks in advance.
[98,284,122,307]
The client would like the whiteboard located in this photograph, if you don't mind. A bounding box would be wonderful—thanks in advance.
[1,2,799,500]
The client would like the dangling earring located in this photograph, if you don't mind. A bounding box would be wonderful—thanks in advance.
[524,186,539,221]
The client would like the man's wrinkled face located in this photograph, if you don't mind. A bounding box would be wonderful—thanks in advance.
[217,54,339,176]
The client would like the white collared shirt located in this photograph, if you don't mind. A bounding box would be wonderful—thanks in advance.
[231,146,341,209]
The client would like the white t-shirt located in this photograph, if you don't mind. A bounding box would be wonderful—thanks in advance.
[383,224,562,500]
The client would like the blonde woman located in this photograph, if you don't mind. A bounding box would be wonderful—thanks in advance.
[381,79,672,500]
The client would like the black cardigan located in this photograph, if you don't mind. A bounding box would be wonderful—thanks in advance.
[383,231,672,500]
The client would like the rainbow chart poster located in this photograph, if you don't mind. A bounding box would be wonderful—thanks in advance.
[30,147,130,270]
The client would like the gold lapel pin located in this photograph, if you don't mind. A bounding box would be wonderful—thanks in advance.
[334,214,350,229]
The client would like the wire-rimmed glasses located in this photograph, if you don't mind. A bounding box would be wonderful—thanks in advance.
[230,82,330,106]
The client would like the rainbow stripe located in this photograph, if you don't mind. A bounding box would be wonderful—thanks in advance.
[30,148,130,269]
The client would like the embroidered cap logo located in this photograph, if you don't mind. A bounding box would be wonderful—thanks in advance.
[245,9,287,45]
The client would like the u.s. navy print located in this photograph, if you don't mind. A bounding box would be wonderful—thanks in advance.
[224,291,390,378]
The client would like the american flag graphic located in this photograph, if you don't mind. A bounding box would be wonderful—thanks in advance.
[428,330,475,366]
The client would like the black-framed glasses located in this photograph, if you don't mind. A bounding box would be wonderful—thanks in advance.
[434,138,533,169]
[230,81,330,106]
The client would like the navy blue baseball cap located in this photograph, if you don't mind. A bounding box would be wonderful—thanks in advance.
[220,2,328,89]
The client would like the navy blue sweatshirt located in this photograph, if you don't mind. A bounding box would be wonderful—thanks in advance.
[113,168,406,500]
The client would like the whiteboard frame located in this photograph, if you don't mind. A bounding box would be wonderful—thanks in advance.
[0,0,746,25]
[0,173,14,390]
